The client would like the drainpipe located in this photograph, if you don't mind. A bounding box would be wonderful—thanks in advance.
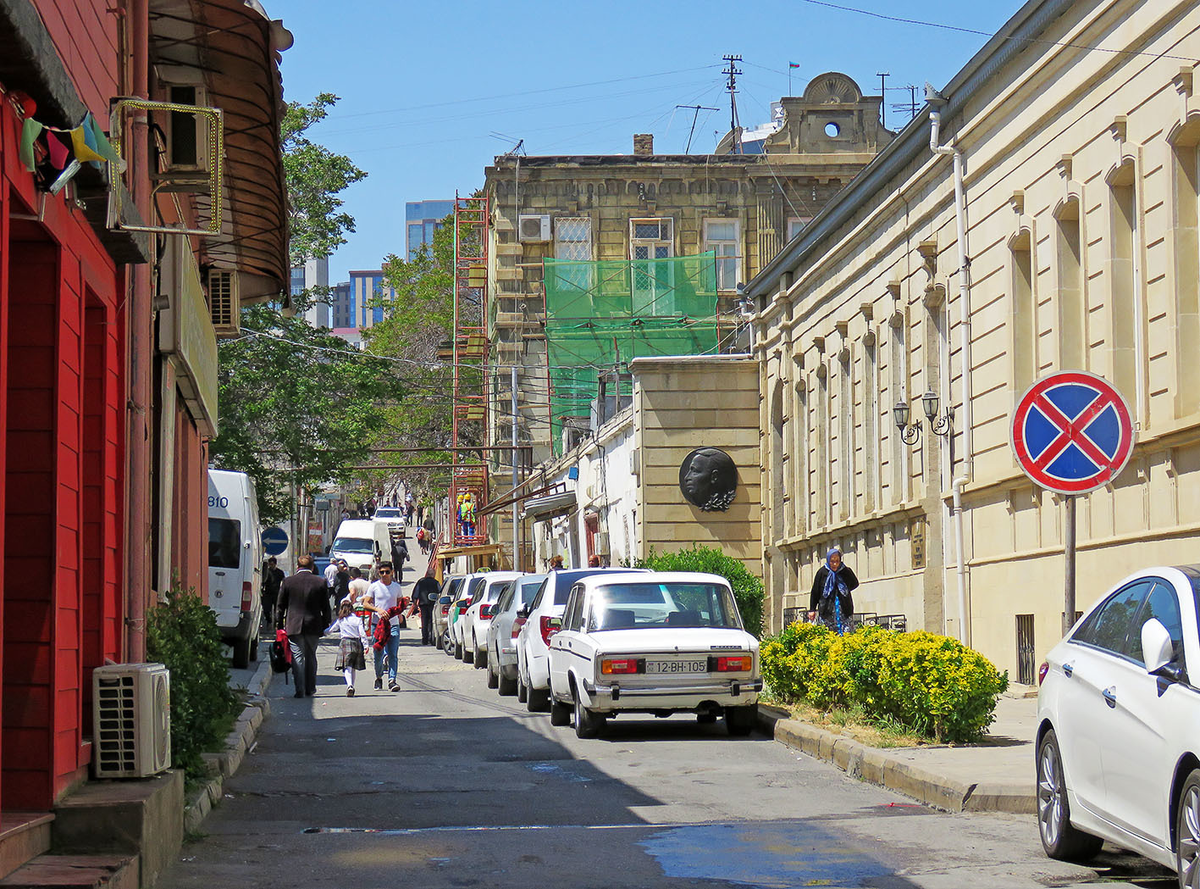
[929,93,973,647]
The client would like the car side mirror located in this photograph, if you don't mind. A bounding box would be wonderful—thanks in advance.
[1141,618,1175,675]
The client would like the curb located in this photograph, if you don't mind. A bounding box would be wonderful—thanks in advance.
[183,661,275,833]
[757,706,1036,814]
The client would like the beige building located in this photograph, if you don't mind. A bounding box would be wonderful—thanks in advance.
[525,356,761,575]
[746,0,1200,683]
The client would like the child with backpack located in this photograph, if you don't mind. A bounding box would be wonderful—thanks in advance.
[325,600,369,697]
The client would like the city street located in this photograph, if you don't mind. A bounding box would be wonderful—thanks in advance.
[160,561,1174,888]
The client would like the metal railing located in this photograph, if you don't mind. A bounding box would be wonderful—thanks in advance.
[780,608,908,633]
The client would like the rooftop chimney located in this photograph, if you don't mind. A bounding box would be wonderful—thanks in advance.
[633,133,654,156]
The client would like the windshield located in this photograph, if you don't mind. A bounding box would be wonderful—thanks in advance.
[587,582,742,631]
[332,536,374,555]
[374,509,402,518]
[208,518,241,568]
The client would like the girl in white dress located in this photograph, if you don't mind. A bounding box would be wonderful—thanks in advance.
[326,601,369,696]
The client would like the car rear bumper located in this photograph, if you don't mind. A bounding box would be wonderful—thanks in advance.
[218,612,258,643]
[582,678,762,712]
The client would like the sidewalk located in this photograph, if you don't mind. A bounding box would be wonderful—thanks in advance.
[760,691,1038,814]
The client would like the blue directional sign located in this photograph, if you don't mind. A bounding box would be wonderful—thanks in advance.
[261,526,289,556]
[1010,371,1135,495]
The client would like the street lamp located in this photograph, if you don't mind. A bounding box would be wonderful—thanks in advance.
[894,400,920,445]
[921,390,953,437]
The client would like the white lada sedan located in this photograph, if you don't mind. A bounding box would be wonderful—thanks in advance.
[546,572,760,738]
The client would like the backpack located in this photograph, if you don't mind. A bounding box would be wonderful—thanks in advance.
[416,528,426,543]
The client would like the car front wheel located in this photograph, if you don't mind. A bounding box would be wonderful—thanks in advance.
[1175,769,1200,888]
[1037,728,1102,861]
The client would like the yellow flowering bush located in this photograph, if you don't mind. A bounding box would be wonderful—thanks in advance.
[761,622,1008,743]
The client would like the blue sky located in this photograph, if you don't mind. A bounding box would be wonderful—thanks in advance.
[275,0,1017,284]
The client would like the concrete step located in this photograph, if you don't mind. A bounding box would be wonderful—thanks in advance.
[0,816,53,882]
[0,855,136,889]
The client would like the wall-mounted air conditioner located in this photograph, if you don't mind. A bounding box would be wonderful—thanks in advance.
[93,663,171,779]
[518,214,552,242]
[206,269,240,335]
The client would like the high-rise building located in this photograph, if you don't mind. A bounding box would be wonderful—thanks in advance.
[290,256,330,327]
[406,199,454,260]
[330,281,353,329]
[349,270,395,329]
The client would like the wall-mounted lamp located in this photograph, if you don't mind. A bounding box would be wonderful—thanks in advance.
[894,390,953,447]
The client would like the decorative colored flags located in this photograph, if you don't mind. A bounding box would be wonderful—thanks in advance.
[16,111,123,194]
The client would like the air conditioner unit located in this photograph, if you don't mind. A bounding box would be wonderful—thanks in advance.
[206,269,240,335]
[518,214,551,242]
[93,663,171,779]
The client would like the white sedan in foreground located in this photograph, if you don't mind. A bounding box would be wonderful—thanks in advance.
[1036,564,1200,884]
[547,571,760,738]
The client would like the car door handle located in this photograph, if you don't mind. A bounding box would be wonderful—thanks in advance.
[1102,687,1117,708]
[1062,663,1073,678]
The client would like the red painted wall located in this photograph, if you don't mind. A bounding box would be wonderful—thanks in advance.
[30,0,120,120]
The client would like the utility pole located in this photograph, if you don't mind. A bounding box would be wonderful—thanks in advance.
[877,72,889,129]
[511,363,520,570]
[675,104,719,154]
[722,54,742,153]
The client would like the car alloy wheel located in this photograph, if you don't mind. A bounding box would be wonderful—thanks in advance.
[1036,728,1102,861]
[1176,770,1200,888]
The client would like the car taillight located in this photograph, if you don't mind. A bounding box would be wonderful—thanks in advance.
[440,604,450,616]
[241,582,253,613]
[601,658,643,675]
[710,655,751,672]
[1038,661,1049,686]
[511,616,527,639]
[539,616,559,645]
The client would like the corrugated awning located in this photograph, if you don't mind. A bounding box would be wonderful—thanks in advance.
[523,491,577,521]
[150,0,289,301]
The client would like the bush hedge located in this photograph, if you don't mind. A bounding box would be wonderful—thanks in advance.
[760,622,1008,742]
[635,545,764,637]
[146,585,241,784]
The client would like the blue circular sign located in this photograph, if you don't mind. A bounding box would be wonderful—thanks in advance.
[261,527,289,556]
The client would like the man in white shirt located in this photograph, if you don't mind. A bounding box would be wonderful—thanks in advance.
[323,558,339,590]
[345,567,370,606]
[366,562,405,691]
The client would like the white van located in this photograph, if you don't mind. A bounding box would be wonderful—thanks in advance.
[207,469,263,668]
[330,519,391,577]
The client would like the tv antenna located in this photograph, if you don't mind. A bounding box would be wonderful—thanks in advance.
[675,104,719,154]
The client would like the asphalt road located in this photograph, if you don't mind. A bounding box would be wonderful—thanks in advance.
[157,617,1180,889]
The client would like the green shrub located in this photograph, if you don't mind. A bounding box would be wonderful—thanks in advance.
[635,544,764,637]
[146,585,241,784]
[760,621,1008,743]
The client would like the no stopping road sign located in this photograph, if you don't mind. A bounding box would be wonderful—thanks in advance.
[1010,371,1135,495]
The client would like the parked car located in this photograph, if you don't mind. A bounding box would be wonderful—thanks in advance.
[516,567,647,711]
[486,574,547,695]
[372,506,406,541]
[1036,564,1200,879]
[449,573,488,659]
[461,571,523,668]
[545,571,761,738]
[434,576,464,653]
[207,469,263,668]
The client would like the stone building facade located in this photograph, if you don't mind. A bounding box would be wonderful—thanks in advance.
[745,0,1200,682]
[482,74,891,565]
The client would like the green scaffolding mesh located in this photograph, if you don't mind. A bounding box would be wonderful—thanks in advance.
[543,253,719,455]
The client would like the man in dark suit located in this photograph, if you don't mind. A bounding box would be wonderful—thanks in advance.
[411,574,440,646]
[276,555,332,698]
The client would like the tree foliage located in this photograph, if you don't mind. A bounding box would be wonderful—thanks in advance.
[211,306,395,524]
[359,214,483,500]
[282,93,367,269]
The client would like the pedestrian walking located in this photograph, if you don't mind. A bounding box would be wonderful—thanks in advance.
[416,504,424,527]
[260,556,284,627]
[331,559,351,613]
[364,562,405,691]
[390,536,410,585]
[323,556,339,592]
[346,566,370,606]
[808,546,859,634]
[411,574,440,645]
[276,555,332,698]
[325,600,369,697]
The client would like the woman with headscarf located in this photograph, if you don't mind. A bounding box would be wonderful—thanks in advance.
[808,547,859,634]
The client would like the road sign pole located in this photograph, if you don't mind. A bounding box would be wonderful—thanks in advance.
[1063,495,1076,636]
